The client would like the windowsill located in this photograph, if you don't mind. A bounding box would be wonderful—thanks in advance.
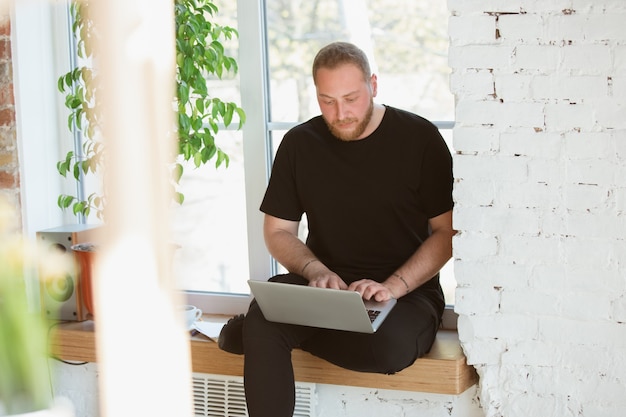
[49,315,477,395]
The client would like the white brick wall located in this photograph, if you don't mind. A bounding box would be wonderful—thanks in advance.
[449,1,626,416]
[50,361,485,417]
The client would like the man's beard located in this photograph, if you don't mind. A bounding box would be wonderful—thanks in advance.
[325,100,374,141]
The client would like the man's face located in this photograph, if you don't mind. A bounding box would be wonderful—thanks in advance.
[315,64,377,141]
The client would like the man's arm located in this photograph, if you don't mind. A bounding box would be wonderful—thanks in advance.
[350,209,456,301]
[263,214,348,289]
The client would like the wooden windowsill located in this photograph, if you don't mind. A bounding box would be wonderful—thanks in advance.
[49,317,477,395]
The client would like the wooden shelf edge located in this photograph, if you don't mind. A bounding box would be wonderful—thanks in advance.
[50,321,477,395]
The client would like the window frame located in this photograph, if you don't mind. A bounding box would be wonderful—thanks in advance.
[13,1,456,317]
[14,2,78,237]
[186,1,456,316]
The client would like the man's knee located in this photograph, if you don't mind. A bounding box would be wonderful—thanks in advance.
[372,343,418,374]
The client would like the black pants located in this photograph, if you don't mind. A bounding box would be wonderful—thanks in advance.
[242,274,442,417]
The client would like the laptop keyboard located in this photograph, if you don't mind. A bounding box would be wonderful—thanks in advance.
[367,309,381,323]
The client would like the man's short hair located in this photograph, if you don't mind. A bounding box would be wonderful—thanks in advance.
[312,42,372,83]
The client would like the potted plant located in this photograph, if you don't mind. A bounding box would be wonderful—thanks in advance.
[0,200,75,416]
[56,0,245,219]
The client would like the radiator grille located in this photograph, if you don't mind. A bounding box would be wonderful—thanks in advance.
[192,373,316,417]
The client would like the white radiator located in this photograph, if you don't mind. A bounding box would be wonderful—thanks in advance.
[191,373,316,417]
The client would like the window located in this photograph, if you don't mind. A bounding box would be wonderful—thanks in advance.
[14,1,454,314]
[177,0,455,313]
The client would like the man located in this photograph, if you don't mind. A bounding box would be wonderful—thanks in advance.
[218,41,455,417]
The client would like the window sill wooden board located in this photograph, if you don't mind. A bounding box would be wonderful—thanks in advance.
[49,319,477,395]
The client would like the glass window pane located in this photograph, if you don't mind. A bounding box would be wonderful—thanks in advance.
[266,0,453,123]
[266,0,456,305]
[171,130,250,295]
[171,0,247,295]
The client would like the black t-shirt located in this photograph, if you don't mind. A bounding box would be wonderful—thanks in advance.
[260,105,453,302]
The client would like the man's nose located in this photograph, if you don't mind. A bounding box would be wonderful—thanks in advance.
[335,102,348,120]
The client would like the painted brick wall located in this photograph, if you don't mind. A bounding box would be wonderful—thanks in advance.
[449,1,626,416]
[0,12,20,230]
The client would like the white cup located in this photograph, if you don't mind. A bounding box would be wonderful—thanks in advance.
[180,304,202,329]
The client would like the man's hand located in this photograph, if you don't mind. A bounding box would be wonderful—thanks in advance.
[348,279,395,302]
[307,270,348,290]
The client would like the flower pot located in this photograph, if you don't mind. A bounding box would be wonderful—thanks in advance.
[70,243,97,319]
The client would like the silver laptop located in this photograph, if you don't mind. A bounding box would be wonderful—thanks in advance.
[247,280,397,333]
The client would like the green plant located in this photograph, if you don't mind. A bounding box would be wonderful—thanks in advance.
[0,200,72,415]
[56,0,102,218]
[56,0,245,219]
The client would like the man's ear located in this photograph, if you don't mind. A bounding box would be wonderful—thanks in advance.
[370,74,378,97]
